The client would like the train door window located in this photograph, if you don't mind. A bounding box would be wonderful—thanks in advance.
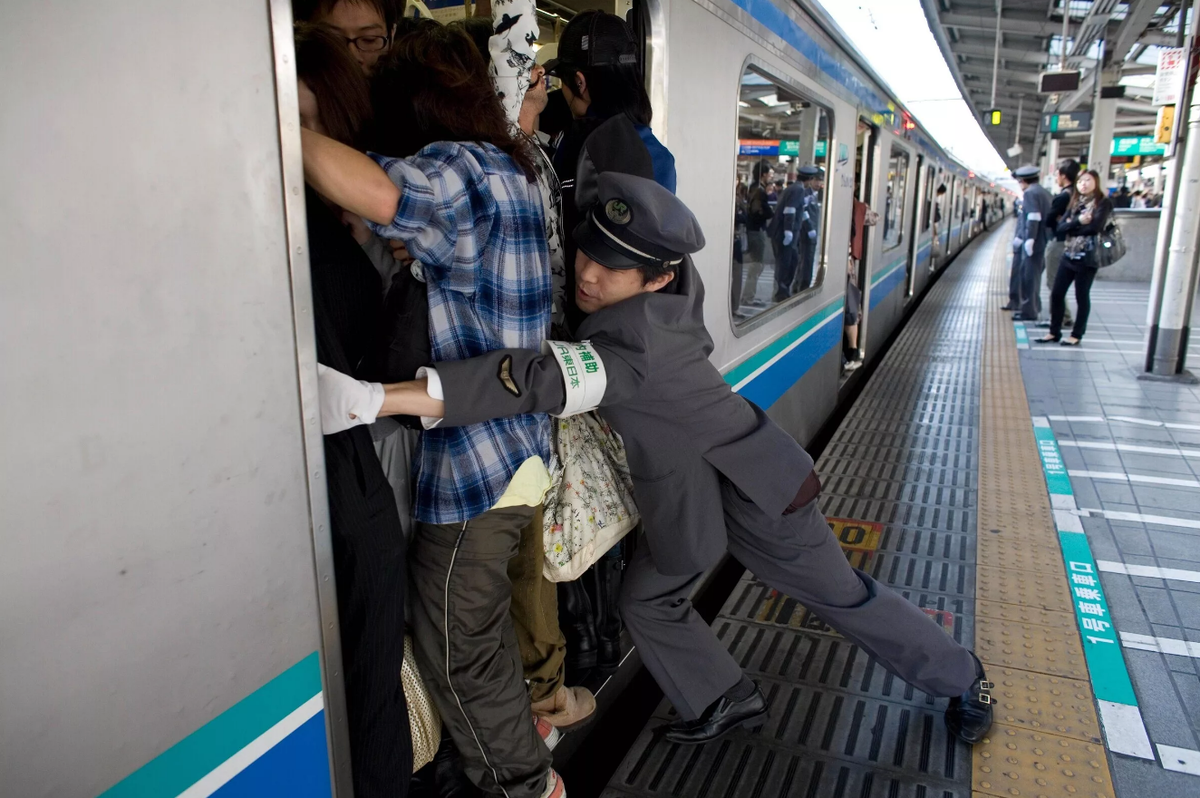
[881,146,909,251]
[732,66,832,326]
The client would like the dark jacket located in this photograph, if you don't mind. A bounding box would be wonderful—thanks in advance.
[1046,188,1073,242]
[430,257,814,575]
[1057,196,1114,268]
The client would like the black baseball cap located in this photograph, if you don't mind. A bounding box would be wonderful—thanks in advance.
[544,10,639,77]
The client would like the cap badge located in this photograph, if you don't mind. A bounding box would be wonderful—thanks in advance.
[605,198,632,225]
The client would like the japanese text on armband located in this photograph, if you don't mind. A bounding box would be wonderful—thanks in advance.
[544,340,607,417]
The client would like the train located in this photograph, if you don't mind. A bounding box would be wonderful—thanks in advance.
[0,0,1010,796]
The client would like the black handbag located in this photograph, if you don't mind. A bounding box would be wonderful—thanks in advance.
[1095,221,1127,268]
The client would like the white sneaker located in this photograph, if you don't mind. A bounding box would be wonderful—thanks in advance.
[843,359,862,372]
[534,713,562,751]
[540,768,566,798]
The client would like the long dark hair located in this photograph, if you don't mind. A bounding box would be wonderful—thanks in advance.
[295,23,373,147]
[367,21,536,180]
[1074,169,1105,208]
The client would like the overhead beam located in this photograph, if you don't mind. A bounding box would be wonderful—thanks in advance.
[1111,0,1165,62]
[938,11,1058,36]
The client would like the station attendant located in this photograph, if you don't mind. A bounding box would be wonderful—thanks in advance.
[1009,164,1053,320]
[322,172,998,748]
[767,165,820,302]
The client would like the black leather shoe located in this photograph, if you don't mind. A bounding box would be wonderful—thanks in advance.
[944,655,994,745]
[663,685,768,745]
[999,304,1015,311]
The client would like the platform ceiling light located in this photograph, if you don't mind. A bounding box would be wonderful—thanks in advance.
[756,94,788,107]
[985,109,1002,126]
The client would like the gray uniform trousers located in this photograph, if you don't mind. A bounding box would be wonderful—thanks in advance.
[620,480,978,720]
[1008,249,1023,308]
[1019,246,1046,319]
[409,505,552,798]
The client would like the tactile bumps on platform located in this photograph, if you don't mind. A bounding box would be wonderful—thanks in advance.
[973,725,1115,798]
[985,667,1103,742]
[975,566,1075,613]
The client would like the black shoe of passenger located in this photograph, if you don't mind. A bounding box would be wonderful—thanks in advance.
[944,655,994,745]
[663,685,768,745]
[999,304,1015,311]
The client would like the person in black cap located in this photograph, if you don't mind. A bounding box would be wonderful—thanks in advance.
[326,171,997,749]
[767,165,822,302]
[1007,164,1053,319]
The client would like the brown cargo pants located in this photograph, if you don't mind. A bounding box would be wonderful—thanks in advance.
[506,505,568,704]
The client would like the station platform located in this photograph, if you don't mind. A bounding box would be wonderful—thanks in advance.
[598,226,1200,797]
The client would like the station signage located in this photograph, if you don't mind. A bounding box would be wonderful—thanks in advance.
[1153,47,1188,106]
[1111,137,1167,157]
[738,140,828,158]
[1040,111,1092,133]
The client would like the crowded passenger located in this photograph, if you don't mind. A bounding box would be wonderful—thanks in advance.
[326,172,998,751]
[303,20,566,798]
[1035,169,1113,347]
[740,161,774,307]
[296,0,399,74]
[295,22,413,797]
[1039,159,1079,330]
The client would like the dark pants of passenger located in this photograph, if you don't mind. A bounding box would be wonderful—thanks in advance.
[1049,258,1098,340]
[792,240,816,294]
[1008,249,1023,308]
[773,240,798,301]
[1042,240,1071,324]
[326,428,413,797]
[1019,248,1045,319]
[410,505,552,798]
[619,480,978,720]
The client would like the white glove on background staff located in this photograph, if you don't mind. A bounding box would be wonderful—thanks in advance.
[1023,239,1034,257]
[317,364,384,435]
[1012,238,1023,251]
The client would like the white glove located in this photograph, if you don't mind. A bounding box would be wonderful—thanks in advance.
[317,363,385,435]
[1012,238,1023,251]
[782,231,794,246]
[808,229,817,241]
[1023,238,1034,257]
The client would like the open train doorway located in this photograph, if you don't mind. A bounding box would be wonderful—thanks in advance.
[842,117,876,385]
[905,155,925,299]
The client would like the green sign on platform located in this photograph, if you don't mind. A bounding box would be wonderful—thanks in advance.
[1111,136,1166,157]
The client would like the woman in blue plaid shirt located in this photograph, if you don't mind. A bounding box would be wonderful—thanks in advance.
[304,21,565,798]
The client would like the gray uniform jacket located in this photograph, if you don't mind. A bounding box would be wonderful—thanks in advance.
[1016,182,1053,254]
[431,258,815,575]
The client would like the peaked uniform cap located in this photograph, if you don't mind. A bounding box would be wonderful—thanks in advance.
[1013,164,1041,179]
[573,172,705,270]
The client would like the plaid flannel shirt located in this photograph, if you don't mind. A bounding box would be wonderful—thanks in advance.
[369,142,551,524]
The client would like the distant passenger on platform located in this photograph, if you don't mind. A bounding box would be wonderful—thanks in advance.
[1038,159,1079,329]
[332,172,999,751]
[741,161,774,308]
[294,0,398,75]
[303,22,566,798]
[1007,164,1052,321]
[1035,169,1113,347]
[1112,185,1132,208]
[1131,190,1147,209]
[294,23,413,797]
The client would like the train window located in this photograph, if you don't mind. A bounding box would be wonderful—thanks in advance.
[732,66,831,324]
[921,166,935,232]
[881,147,908,251]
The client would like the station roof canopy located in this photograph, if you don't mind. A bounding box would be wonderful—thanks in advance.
[921,0,1190,164]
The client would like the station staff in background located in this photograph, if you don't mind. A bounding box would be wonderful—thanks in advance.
[1038,159,1079,329]
[323,172,999,751]
[767,165,820,303]
[1008,164,1052,320]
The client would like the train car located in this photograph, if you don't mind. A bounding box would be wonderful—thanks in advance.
[0,0,1011,795]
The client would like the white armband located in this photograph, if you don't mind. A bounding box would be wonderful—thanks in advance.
[1026,212,1042,221]
[544,340,607,417]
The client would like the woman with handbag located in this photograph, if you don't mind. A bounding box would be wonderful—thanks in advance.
[1035,169,1113,347]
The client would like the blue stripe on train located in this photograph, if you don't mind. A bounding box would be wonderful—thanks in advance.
[212,711,331,798]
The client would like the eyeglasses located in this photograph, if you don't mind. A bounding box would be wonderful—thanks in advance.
[345,35,389,53]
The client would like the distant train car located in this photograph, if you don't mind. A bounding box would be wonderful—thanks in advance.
[0,0,1009,795]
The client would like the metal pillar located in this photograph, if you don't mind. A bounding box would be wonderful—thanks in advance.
[1089,92,1117,189]
[1046,137,1061,184]
[1149,84,1200,378]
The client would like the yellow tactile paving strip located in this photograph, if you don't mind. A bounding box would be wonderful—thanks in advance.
[974,240,1117,798]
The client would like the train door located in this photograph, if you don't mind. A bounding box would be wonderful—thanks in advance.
[844,117,878,382]
[879,143,912,301]
[905,154,926,298]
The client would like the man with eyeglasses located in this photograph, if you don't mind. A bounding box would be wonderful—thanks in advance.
[296,0,397,74]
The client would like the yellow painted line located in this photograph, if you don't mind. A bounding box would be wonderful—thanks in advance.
[974,238,1118,798]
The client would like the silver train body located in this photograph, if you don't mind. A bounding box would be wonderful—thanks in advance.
[0,0,1004,795]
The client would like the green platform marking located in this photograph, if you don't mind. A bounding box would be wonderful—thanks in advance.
[98,652,323,798]
[1013,321,1029,349]
[1031,419,1139,708]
